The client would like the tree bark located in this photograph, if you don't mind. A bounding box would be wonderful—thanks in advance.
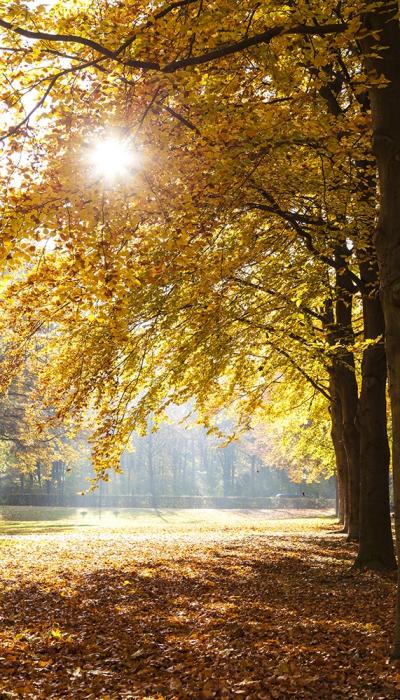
[360,0,400,654]
[329,377,348,529]
[331,248,361,541]
[355,257,396,569]
[334,359,360,541]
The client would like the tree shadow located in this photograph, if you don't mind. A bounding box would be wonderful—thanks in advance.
[0,534,398,698]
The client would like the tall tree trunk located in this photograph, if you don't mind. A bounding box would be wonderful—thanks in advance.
[329,376,348,529]
[355,257,396,569]
[361,0,400,654]
[327,250,360,541]
[334,358,360,541]
[334,477,339,521]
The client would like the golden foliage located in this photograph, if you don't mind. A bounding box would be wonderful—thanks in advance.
[0,0,377,475]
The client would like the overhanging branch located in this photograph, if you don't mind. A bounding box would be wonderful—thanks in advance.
[0,17,348,73]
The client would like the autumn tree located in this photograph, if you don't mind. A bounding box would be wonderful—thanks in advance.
[1,0,400,651]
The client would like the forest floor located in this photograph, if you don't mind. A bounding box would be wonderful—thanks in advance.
[0,509,399,699]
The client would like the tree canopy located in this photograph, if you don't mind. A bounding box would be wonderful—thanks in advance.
[2,0,400,653]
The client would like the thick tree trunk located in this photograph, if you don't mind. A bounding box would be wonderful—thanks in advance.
[355,258,396,569]
[331,249,361,541]
[337,477,345,524]
[361,0,400,654]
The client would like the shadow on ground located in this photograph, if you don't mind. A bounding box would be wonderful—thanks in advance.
[0,529,398,699]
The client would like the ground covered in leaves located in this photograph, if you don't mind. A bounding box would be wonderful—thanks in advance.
[0,508,399,699]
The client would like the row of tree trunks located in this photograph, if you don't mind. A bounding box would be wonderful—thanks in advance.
[326,237,395,568]
[360,0,400,656]
[329,275,395,561]
[314,43,395,566]
[355,258,396,569]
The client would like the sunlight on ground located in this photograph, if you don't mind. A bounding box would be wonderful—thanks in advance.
[0,507,335,537]
[0,510,398,699]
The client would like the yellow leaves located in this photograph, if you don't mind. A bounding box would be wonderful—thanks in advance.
[275,657,300,676]
[0,274,12,292]
[313,53,330,69]
[49,628,62,640]
[139,569,154,578]
[164,237,175,251]
[346,16,362,36]
[0,0,379,488]
[130,277,142,287]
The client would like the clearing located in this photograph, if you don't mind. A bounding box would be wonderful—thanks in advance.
[0,508,398,699]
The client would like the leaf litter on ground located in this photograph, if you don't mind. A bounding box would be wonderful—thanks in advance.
[0,509,399,699]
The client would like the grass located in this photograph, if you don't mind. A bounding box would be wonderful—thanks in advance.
[0,506,335,536]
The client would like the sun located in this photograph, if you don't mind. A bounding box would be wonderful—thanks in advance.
[87,136,140,181]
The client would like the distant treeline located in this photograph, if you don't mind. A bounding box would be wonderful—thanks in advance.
[0,423,335,506]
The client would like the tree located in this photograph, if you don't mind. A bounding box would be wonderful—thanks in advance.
[359,1,400,655]
[0,0,391,548]
[0,0,399,649]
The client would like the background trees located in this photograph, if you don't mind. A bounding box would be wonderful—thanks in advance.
[0,416,334,506]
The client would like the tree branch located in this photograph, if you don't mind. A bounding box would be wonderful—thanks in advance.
[272,343,331,401]
[162,104,201,134]
[229,275,325,322]
[0,56,105,143]
[0,17,348,73]
[160,23,348,72]
[248,189,362,290]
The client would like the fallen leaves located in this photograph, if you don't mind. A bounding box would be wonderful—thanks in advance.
[0,515,398,698]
